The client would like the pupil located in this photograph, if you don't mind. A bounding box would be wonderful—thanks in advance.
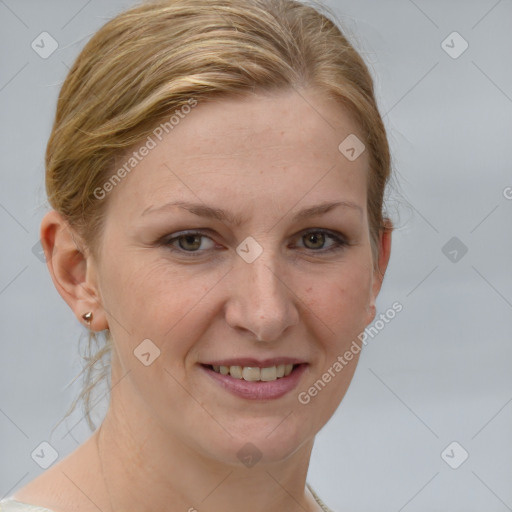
[306,232,324,249]
[181,235,200,250]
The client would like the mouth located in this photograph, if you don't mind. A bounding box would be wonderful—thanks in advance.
[199,361,308,400]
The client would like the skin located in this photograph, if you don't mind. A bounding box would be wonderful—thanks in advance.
[18,87,391,512]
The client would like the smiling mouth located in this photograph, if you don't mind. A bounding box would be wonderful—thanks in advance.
[202,363,298,382]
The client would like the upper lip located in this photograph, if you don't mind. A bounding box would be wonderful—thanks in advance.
[202,357,307,367]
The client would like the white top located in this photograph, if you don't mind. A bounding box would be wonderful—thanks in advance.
[0,500,55,512]
[0,484,334,511]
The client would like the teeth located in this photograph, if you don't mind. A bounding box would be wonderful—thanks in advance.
[211,363,296,381]
[242,367,261,381]
[230,365,242,379]
[260,366,277,381]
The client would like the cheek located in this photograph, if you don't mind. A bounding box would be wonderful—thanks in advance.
[101,255,220,345]
[306,260,374,344]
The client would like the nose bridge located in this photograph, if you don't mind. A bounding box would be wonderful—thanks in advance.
[246,251,282,305]
[226,244,299,341]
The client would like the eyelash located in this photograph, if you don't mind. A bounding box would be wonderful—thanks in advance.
[159,229,349,257]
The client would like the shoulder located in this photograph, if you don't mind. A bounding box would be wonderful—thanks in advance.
[306,482,337,512]
[4,434,107,512]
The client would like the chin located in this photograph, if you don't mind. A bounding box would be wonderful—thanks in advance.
[196,416,314,467]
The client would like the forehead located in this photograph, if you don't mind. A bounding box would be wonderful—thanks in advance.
[105,88,368,219]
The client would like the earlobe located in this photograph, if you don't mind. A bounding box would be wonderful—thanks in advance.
[40,210,108,331]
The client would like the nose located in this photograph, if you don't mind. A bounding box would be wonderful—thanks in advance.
[224,251,300,343]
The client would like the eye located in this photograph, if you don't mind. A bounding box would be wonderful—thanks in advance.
[162,231,216,255]
[296,229,348,253]
[159,228,348,257]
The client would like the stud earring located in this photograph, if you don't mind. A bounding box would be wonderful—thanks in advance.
[82,311,93,323]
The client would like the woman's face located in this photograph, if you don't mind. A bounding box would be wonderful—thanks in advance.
[90,87,389,465]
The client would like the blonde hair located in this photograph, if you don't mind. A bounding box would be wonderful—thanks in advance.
[46,0,392,432]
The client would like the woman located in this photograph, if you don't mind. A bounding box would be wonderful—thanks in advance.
[1,0,392,510]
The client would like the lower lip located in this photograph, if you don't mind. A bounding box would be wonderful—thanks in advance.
[200,364,308,400]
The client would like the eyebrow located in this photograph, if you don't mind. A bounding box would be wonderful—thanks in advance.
[141,200,362,225]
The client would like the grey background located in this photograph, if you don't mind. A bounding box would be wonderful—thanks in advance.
[1,0,511,511]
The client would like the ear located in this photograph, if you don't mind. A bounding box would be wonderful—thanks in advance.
[367,218,393,323]
[40,210,109,332]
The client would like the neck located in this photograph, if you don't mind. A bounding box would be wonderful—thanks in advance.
[93,397,322,512]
